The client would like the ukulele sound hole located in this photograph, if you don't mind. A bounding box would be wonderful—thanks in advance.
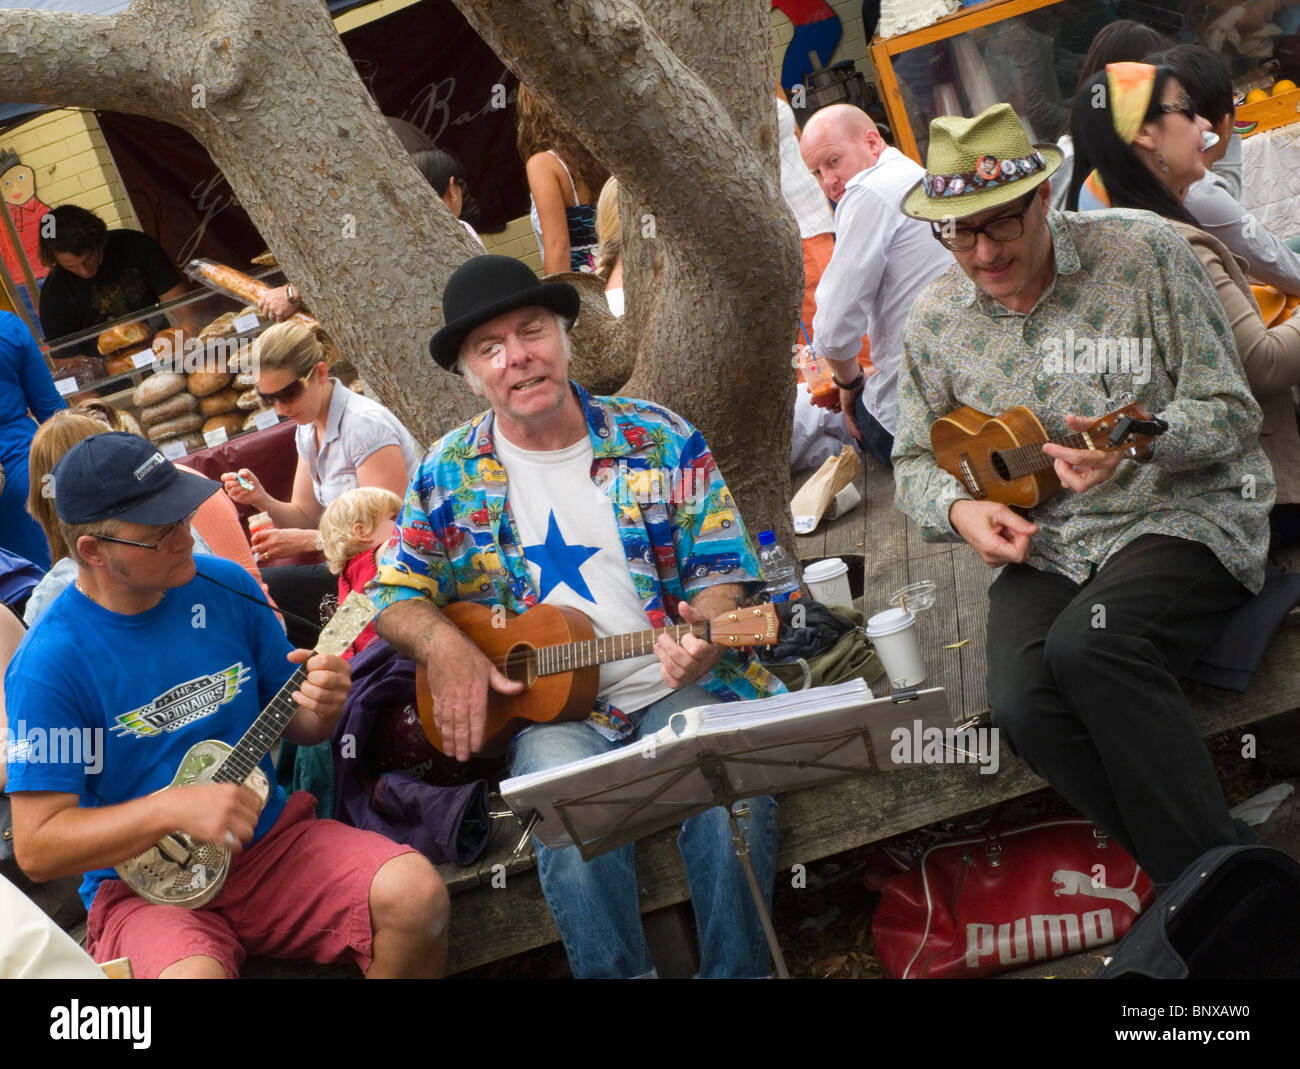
[504,643,536,686]
[990,450,1011,482]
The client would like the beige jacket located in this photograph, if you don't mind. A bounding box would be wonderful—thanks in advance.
[1173,220,1300,504]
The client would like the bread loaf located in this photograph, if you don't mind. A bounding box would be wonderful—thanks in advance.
[152,327,187,360]
[234,371,256,389]
[236,387,265,411]
[198,312,238,340]
[132,371,186,408]
[202,412,245,438]
[145,412,203,442]
[97,321,150,356]
[52,355,107,388]
[139,391,198,428]
[188,370,233,398]
[199,386,240,416]
[105,353,138,376]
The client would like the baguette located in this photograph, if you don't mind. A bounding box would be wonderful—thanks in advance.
[139,391,198,428]
[132,371,187,408]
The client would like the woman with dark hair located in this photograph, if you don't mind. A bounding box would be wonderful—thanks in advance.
[412,149,485,249]
[1050,19,1169,208]
[515,84,608,274]
[1070,62,1300,550]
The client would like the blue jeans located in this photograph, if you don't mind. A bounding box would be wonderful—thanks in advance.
[508,685,778,978]
[852,392,894,467]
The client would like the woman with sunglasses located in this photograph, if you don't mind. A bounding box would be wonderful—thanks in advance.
[220,322,420,643]
[1069,62,1300,552]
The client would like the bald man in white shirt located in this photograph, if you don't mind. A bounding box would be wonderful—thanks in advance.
[800,104,953,465]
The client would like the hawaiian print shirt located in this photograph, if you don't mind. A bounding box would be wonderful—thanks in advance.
[894,208,1273,594]
[369,381,784,738]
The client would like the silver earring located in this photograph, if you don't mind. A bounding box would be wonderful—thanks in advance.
[1154,151,1171,174]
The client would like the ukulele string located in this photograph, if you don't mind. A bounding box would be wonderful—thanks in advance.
[472,621,713,673]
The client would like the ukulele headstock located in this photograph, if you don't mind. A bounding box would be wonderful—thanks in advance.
[1082,403,1167,462]
[707,603,781,647]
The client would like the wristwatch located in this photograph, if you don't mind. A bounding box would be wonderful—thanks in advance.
[285,283,298,305]
[314,531,324,552]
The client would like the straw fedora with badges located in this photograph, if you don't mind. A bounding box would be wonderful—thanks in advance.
[902,103,1063,222]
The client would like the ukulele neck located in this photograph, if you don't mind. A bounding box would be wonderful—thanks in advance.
[532,622,710,677]
[1006,429,1092,473]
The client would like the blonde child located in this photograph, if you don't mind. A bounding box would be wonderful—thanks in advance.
[319,487,402,658]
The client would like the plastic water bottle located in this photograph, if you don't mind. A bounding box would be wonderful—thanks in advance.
[758,530,801,602]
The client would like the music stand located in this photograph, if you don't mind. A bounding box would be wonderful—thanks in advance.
[503,683,955,978]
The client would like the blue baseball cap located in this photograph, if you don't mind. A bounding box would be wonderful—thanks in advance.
[52,432,220,525]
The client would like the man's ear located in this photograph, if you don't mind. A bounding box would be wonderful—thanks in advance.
[75,533,109,568]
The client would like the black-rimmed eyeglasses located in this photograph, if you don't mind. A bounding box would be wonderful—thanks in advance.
[92,511,198,551]
[929,195,1036,252]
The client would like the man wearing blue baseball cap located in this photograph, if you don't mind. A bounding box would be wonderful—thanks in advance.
[5,431,448,978]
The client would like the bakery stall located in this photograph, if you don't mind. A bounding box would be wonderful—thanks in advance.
[45,260,291,458]
[869,0,1300,188]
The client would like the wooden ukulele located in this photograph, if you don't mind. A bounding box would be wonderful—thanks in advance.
[931,402,1167,509]
[415,601,781,757]
[114,592,376,908]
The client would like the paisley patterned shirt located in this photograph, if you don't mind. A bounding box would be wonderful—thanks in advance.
[893,208,1273,594]
[368,381,783,738]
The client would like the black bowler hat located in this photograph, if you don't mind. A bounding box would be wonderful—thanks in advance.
[52,432,219,525]
[428,255,580,372]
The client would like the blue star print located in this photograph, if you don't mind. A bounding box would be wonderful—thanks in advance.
[524,510,600,602]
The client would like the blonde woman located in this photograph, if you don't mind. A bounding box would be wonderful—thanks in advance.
[221,322,419,645]
[594,177,624,316]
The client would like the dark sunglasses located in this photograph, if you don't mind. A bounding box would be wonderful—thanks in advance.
[1158,93,1198,123]
[256,371,313,406]
[92,510,198,552]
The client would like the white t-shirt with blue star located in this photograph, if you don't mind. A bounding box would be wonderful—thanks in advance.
[493,426,672,716]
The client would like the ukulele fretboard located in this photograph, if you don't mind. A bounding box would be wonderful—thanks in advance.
[531,622,709,677]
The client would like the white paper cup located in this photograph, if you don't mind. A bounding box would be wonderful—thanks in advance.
[804,557,853,607]
[866,607,927,689]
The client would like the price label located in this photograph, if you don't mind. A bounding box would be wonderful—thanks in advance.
[203,426,230,448]
[253,409,280,430]
[131,350,157,369]
[160,439,189,460]
[233,312,261,334]
[55,377,79,396]
[793,514,818,534]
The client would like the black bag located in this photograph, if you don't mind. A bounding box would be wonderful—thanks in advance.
[0,793,87,931]
[1097,845,1300,979]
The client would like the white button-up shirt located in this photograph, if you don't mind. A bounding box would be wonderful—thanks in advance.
[810,147,954,434]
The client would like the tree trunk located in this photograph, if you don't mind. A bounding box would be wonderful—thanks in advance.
[0,0,802,545]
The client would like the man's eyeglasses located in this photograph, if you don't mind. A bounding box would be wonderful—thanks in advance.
[256,372,313,406]
[929,195,1036,252]
[92,511,198,552]
[1158,93,1198,123]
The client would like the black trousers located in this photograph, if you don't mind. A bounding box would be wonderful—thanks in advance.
[986,535,1252,885]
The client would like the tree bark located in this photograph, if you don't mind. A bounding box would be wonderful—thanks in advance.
[0,0,802,545]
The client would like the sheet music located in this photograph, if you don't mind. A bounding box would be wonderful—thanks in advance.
[501,682,953,850]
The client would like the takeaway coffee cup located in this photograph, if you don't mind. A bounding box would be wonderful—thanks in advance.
[865,606,926,690]
[803,557,854,608]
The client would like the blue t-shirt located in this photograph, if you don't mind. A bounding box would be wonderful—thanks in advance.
[5,555,294,909]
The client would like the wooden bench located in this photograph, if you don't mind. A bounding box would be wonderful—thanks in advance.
[433,456,1300,974]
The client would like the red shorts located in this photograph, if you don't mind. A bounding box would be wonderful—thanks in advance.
[87,792,414,978]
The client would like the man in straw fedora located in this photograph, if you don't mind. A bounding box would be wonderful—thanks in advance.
[891,103,1271,889]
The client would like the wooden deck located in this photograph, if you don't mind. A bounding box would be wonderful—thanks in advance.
[428,455,1300,974]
